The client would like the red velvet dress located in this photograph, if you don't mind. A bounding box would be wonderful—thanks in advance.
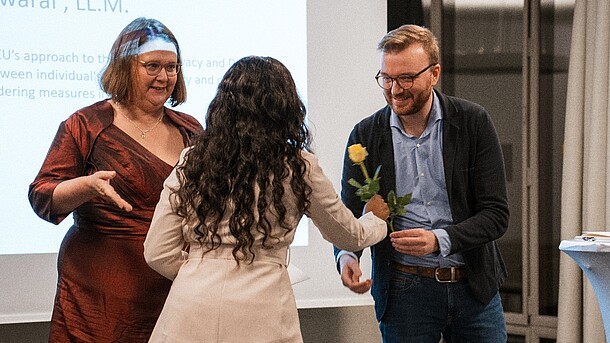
[28,100,202,342]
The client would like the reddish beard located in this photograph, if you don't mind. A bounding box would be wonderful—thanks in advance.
[386,88,431,117]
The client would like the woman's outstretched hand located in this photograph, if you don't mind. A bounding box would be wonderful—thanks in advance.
[89,171,133,212]
[363,194,389,221]
[51,170,133,214]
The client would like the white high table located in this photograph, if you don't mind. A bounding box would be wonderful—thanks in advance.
[559,236,610,341]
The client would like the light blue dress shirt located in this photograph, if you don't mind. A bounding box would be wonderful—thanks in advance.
[390,92,464,268]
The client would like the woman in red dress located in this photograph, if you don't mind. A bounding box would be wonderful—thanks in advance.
[28,17,202,342]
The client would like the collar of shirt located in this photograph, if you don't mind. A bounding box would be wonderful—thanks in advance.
[388,91,463,267]
[389,91,442,137]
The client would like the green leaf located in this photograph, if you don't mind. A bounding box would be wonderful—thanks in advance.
[385,191,411,221]
[355,184,375,202]
[393,207,406,216]
[348,178,363,188]
[387,190,397,205]
[397,193,412,206]
[368,179,380,195]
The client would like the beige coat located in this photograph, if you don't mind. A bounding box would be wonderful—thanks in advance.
[144,150,387,343]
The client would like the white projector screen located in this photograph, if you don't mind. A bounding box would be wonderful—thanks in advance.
[0,0,386,323]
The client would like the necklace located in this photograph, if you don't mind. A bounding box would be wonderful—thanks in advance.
[119,110,165,139]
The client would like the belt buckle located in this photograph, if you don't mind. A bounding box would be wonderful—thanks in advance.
[434,267,458,283]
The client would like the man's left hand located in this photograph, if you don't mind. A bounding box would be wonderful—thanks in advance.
[389,229,439,256]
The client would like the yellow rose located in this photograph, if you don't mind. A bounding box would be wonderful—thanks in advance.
[348,144,368,164]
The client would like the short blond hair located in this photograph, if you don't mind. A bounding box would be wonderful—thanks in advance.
[377,24,439,65]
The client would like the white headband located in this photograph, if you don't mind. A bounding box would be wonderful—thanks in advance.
[138,37,177,55]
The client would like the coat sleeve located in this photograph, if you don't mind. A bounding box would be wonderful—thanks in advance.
[143,149,189,280]
[444,108,510,253]
[303,152,387,252]
[28,119,87,224]
[332,124,372,262]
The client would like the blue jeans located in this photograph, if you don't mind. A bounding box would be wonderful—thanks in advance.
[379,268,507,343]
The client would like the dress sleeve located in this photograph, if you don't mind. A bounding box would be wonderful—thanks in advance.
[303,152,387,251]
[144,149,189,281]
[28,120,86,224]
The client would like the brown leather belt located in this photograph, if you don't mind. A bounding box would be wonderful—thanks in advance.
[391,261,467,283]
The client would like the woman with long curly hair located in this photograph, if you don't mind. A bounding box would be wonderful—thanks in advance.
[144,56,389,342]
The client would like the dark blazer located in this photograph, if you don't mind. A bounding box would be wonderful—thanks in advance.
[335,89,509,321]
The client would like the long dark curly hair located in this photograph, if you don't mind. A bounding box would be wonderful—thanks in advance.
[173,56,312,263]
